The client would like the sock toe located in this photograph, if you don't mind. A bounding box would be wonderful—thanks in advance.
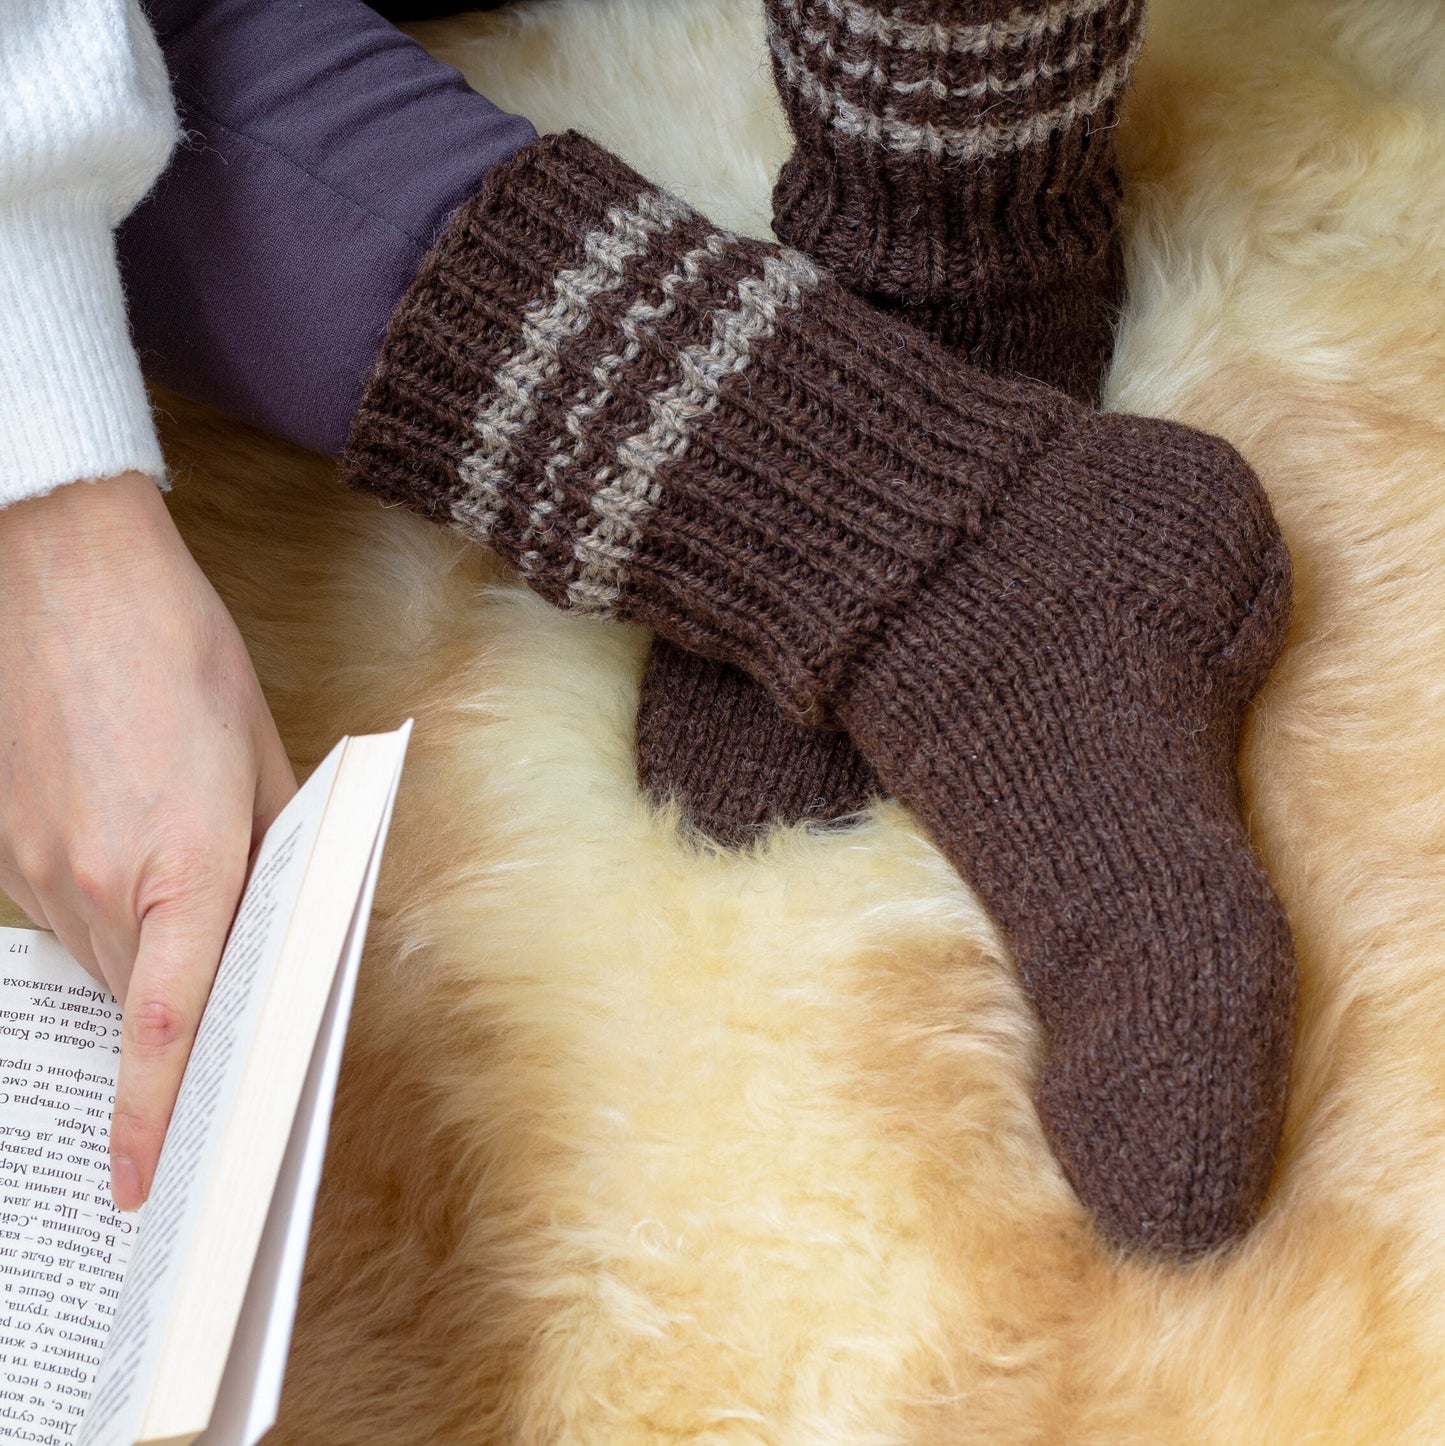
[1032,837,1296,1256]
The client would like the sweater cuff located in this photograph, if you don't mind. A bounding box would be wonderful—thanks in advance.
[0,192,166,507]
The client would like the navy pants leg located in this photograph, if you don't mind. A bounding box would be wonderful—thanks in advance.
[122,0,537,455]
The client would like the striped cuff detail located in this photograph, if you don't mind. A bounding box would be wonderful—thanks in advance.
[767,0,1145,165]
[344,131,1055,718]
[559,245,822,615]
[805,0,1117,54]
[765,0,1142,399]
[770,0,1144,165]
[449,184,697,546]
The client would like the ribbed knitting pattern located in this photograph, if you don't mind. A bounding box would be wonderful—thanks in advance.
[637,0,1146,848]
[0,0,178,503]
[769,0,1142,397]
[344,130,1298,1254]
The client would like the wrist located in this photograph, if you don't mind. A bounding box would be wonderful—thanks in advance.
[0,473,175,594]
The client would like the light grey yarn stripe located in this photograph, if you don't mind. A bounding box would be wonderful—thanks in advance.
[773,0,1139,103]
[770,19,1144,162]
[451,186,692,540]
[517,230,738,576]
[565,248,823,615]
[815,0,1114,57]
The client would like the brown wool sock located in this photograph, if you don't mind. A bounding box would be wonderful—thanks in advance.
[342,131,1297,1254]
[770,0,1143,401]
[637,0,1147,846]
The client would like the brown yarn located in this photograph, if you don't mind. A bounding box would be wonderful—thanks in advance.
[638,0,1146,848]
[636,650,878,839]
[769,0,1142,401]
[343,130,1296,1254]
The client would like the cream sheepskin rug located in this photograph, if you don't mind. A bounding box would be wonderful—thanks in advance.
[12,0,1445,1439]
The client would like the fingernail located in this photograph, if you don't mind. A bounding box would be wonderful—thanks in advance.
[111,1156,144,1212]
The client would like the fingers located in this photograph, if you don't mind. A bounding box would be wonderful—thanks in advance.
[111,731,293,1207]
[18,875,103,982]
[35,848,141,992]
[109,856,244,1210]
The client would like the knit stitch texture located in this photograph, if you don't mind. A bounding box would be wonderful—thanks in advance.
[0,0,177,503]
[343,130,1297,1254]
[637,0,1147,848]
[769,0,1143,399]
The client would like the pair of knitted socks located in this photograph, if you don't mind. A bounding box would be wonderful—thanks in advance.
[641,0,1145,842]
[341,0,1297,1257]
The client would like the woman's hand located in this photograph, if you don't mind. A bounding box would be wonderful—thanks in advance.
[0,472,296,1210]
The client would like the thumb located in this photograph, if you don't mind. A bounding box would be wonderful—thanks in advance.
[109,871,240,1210]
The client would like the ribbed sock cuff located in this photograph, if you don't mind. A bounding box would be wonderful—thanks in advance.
[765,0,1144,396]
[345,130,1064,722]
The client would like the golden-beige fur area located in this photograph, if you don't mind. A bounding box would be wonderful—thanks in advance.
[17,0,1445,1438]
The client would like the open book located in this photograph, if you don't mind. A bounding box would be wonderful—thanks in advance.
[0,723,411,1446]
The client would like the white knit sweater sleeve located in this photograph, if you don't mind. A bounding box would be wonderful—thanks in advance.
[0,0,178,506]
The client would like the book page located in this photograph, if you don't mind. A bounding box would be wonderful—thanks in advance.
[0,927,130,1446]
[140,730,406,1445]
[74,742,348,1446]
[204,724,408,1446]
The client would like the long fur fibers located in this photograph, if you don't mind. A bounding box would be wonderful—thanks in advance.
[7,0,1442,1439]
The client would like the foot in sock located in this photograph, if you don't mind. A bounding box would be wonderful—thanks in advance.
[636,645,878,839]
[637,0,1148,842]
[343,132,1296,1252]
[838,408,1295,1253]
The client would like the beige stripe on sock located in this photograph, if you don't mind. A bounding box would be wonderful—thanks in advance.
[773,0,1140,103]
[816,0,1114,58]
[770,18,1145,162]
[452,186,693,540]
[518,231,738,576]
[565,248,823,616]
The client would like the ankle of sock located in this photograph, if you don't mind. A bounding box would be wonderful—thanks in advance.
[765,0,1144,399]
[343,129,1064,725]
[638,640,879,842]
[884,238,1123,401]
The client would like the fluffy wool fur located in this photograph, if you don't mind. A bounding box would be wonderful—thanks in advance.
[7,0,1445,1438]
